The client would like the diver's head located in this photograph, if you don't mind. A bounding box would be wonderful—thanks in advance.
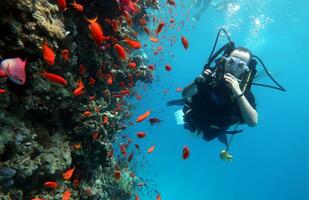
[224,47,251,79]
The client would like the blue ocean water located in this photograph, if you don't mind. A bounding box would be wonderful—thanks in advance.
[125,0,309,199]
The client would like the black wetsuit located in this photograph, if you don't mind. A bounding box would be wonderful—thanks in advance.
[183,81,256,141]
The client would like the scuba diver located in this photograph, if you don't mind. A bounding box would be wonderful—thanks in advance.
[170,28,286,162]
[192,0,212,21]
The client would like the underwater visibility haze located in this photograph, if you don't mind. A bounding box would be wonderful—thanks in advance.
[0,0,308,200]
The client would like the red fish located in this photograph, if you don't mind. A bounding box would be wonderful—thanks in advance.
[62,190,71,200]
[120,144,127,156]
[136,132,146,138]
[42,42,55,66]
[44,181,58,189]
[73,79,85,96]
[128,62,137,69]
[63,167,75,181]
[88,77,95,87]
[165,65,172,71]
[114,44,126,60]
[181,36,189,49]
[176,87,182,92]
[156,193,161,200]
[86,16,109,46]
[114,170,121,180]
[0,89,7,94]
[41,72,67,86]
[135,194,140,200]
[143,27,151,35]
[148,64,155,70]
[83,111,92,117]
[147,145,155,153]
[61,49,70,61]
[124,38,141,49]
[156,22,165,34]
[79,64,86,75]
[167,0,176,6]
[57,0,68,11]
[182,146,190,160]
[149,118,161,126]
[127,152,134,162]
[70,1,83,12]
[136,110,150,122]
[116,0,140,14]
[150,36,159,43]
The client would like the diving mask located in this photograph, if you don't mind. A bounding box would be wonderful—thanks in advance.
[224,56,249,78]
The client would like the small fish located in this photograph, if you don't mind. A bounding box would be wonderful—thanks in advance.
[31,198,44,200]
[0,89,7,94]
[128,62,137,69]
[127,152,134,162]
[149,118,161,126]
[73,79,85,96]
[41,71,67,86]
[42,42,55,66]
[147,146,155,153]
[44,181,58,189]
[156,22,165,34]
[176,87,182,92]
[79,64,86,75]
[0,57,27,85]
[72,179,80,188]
[136,132,146,138]
[116,0,140,14]
[148,64,155,70]
[150,36,159,43]
[102,115,109,124]
[143,27,151,35]
[124,38,141,49]
[156,193,161,200]
[182,146,190,160]
[134,144,140,150]
[114,170,121,180]
[120,144,127,156]
[57,0,68,11]
[181,36,189,49]
[83,111,92,117]
[114,44,127,60]
[165,65,172,71]
[63,167,75,181]
[61,49,70,61]
[70,0,83,12]
[167,0,176,6]
[86,16,109,46]
[62,190,71,200]
[88,77,95,87]
[136,110,150,123]
[135,194,140,200]
[92,132,100,141]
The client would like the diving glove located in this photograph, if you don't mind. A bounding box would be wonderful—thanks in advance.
[220,149,233,162]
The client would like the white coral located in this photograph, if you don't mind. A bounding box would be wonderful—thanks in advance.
[32,0,65,39]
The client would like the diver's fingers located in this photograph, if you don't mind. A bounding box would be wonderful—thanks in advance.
[225,73,237,80]
[203,69,211,76]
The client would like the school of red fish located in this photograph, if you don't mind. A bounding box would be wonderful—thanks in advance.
[0,0,197,199]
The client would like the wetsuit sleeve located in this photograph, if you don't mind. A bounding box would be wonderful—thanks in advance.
[244,91,257,109]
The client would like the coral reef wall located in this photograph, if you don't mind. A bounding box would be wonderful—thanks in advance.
[0,0,157,199]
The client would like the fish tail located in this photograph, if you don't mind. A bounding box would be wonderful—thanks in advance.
[85,16,98,24]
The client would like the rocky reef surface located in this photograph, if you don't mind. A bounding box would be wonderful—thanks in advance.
[0,0,158,199]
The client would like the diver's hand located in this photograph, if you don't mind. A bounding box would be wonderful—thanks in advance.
[224,73,242,96]
[194,69,212,87]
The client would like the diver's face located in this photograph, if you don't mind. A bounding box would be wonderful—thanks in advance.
[225,50,250,78]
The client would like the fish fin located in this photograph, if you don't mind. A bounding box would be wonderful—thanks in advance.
[85,16,98,24]
[166,98,186,106]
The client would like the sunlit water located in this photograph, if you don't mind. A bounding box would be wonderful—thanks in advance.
[123,0,309,199]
